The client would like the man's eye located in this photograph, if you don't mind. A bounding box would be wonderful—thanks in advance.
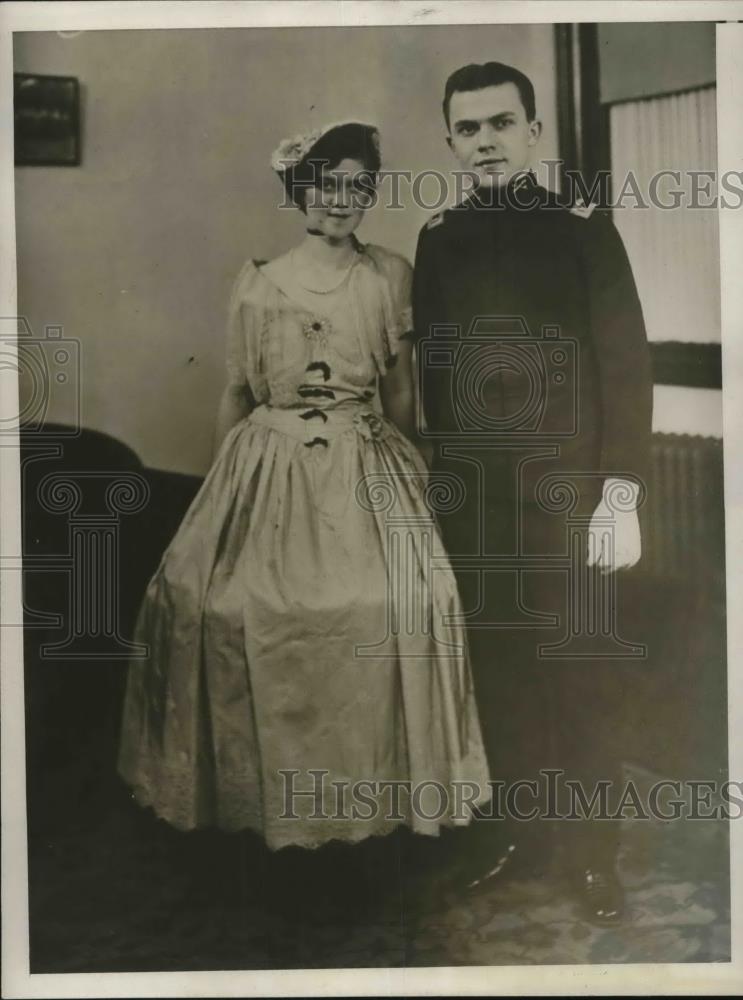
[496,120,514,130]
[459,126,476,137]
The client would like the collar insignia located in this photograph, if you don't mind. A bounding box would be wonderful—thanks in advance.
[511,171,534,193]
[570,197,597,219]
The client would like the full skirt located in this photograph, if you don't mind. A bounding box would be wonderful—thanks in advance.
[118,406,491,850]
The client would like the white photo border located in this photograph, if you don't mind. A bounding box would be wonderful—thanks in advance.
[2,2,742,996]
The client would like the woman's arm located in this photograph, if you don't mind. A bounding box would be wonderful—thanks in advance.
[379,337,431,463]
[213,383,254,457]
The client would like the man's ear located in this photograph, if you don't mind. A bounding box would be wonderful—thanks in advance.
[446,134,454,153]
[528,119,543,146]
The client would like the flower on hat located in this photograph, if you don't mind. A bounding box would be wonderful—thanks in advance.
[270,121,380,174]
[270,128,324,173]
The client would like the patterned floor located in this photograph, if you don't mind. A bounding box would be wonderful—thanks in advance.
[28,766,730,971]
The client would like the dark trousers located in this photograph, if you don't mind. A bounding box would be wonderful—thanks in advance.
[439,474,631,870]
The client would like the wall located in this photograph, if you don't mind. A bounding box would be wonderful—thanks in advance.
[597,21,715,104]
[597,21,721,439]
[14,25,560,475]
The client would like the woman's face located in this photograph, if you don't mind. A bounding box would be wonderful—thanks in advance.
[303,157,374,240]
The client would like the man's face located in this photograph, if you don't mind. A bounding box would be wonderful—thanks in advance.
[447,82,541,188]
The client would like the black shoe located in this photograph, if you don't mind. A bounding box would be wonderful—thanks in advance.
[571,865,625,927]
[460,840,520,894]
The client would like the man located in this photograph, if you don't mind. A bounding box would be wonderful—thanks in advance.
[413,61,653,925]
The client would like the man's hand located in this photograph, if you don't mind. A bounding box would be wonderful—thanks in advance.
[586,477,642,573]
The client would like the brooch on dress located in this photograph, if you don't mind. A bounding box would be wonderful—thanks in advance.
[303,317,332,346]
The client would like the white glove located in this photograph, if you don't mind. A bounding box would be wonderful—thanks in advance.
[586,477,642,573]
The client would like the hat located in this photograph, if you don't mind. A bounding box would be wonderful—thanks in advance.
[270,120,380,174]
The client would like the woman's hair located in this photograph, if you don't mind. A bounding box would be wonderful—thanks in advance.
[281,122,381,211]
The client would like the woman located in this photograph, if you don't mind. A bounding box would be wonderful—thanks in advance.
[118,121,490,863]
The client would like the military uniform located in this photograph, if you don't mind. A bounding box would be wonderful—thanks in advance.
[412,171,653,870]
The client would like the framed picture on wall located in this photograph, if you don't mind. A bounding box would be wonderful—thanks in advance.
[14,73,80,166]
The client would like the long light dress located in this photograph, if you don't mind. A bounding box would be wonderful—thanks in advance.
[118,240,491,850]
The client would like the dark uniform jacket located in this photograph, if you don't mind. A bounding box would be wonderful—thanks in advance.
[412,172,653,512]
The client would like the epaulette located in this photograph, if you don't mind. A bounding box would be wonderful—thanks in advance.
[569,196,597,219]
[426,211,445,231]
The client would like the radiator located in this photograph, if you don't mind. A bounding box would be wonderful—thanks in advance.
[641,433,725,585]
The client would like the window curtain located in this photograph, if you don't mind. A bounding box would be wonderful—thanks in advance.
[608,86,720,344]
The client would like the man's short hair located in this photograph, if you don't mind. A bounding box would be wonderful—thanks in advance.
[443,61,537,129]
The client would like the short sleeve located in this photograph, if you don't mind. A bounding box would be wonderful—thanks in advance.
[224,260,270,403]
[360,245,414,368]
[225,304,248,388]
[388,253,413,341]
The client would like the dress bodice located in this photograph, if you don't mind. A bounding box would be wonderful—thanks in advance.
[225,242,413,411]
